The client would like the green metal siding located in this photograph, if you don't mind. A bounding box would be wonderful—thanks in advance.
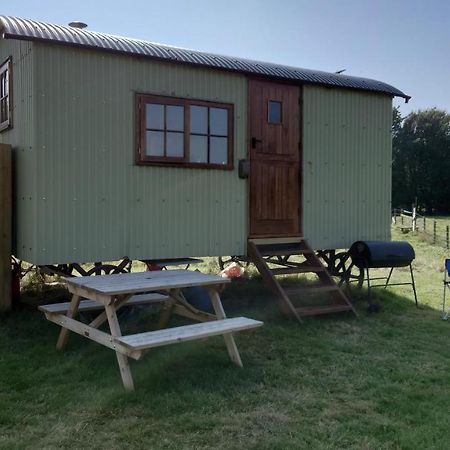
[0,40,36,262]
[302,86,392,250]
[33,43,248,265]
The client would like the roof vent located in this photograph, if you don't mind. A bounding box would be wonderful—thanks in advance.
[68,21,88,29]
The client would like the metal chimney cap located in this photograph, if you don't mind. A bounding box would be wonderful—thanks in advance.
[68,21,88,29]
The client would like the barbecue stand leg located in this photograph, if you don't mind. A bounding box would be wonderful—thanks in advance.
[409,264,419,308]
[366,268,379,313]
[384,267,394,289]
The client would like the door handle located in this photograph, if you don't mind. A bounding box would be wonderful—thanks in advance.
[251,137,262,148]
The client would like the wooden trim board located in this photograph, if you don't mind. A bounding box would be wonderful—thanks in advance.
[0,144,11,312]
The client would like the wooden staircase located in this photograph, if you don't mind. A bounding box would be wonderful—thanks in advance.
[247,237,356,322]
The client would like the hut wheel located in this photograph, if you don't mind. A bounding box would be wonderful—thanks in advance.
[85,263,129,276]
[218,256,249,271]
[332,252,364,289]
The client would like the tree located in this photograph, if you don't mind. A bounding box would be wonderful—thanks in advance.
[392,107,450,213]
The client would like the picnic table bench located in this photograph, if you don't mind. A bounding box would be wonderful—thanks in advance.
[39,270,262,391]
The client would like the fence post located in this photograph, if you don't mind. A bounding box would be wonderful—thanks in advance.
[433,221,437,244]
[412,206,417,232]
[423,217,426,232]
[401,215,404,225]
[0,144,12,312]
[447,226,449,250]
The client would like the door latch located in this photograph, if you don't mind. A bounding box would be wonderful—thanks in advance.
[238,159,250,179]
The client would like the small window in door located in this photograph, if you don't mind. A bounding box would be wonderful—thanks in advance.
[268,100,282,124]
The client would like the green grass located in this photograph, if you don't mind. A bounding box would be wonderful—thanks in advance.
[1,228,450,449]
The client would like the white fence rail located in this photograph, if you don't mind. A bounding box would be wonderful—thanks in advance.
[392,208,450,249]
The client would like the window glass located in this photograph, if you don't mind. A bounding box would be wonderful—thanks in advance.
[166,105,184,131]
[138,94,232,168]
[166,132,184,157]
[210,108,228,136]
[268,100,282,124]
[210,137,228,165]
[146,131,164,156]
[146,104,164,130]
[190,105,208,134]
[190,135,208,163]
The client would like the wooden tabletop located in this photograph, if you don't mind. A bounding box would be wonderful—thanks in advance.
[64,270,230,296]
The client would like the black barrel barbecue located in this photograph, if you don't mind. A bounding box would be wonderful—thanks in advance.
[348,240,418,310]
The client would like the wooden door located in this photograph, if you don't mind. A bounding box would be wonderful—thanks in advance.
[249,80,301,236]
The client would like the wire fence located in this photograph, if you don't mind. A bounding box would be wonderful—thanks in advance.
[392,208,450,249]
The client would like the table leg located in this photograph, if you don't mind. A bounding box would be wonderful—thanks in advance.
[156,289,178,329]
[105,298,135,391]
[56,294,81,350]
[208,288,243,368]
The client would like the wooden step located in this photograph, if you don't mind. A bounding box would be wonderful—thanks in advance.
[284,285,339,296]
[249,236,304,246]
[271,266,325,276]
[115,317,263,350]
[257,244,313,257]
[295,304,353,317]
[38,292,169,315]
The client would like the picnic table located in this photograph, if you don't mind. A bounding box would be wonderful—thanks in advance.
[39,269,262,391]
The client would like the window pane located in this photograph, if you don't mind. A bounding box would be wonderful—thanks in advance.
[167,105,184,131]
[146,131,164,156]
[190,135,208,163]
[0,98,7,123]
[166,132,184,157]
[210,137,228,165]
[146,104,164,130]
[190,106,208,134]
[268,101,282,124]
[210,108,228,136]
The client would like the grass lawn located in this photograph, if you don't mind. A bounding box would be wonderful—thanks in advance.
[1,227,450,449]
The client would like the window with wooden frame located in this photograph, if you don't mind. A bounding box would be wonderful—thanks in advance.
[136,94,233,169]
[0,58,12,132]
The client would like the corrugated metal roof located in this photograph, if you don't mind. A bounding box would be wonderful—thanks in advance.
[0,15,410,100]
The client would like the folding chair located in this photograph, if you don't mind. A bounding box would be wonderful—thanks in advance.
[442,259,450,320]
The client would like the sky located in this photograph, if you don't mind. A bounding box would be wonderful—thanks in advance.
[2,0,449,117]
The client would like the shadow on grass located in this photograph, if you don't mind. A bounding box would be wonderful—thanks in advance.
[1,274,450,449]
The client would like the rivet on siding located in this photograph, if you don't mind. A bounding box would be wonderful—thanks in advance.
[73,198,77,201]
[136,198,141,202]
[42,197,46,201]
[42,248,46,252]
[42,145,46,149]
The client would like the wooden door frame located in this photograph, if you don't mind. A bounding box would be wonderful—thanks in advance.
[246,77,303,238]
